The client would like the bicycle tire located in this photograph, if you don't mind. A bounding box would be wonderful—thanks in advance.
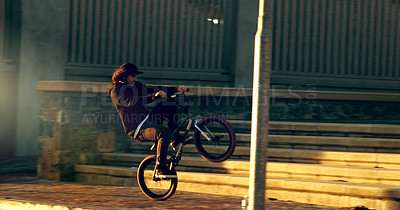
[194,116,236,162]
[137,155,178,201]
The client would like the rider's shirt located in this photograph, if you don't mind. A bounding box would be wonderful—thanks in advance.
[108,82,177,138]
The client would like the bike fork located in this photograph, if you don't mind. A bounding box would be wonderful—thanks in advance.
[194,120,215,142]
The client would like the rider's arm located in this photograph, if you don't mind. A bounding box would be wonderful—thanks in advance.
[144,84,179,96]
[109,84,158,107]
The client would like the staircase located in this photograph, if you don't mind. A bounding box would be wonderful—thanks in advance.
[74,120,400,209]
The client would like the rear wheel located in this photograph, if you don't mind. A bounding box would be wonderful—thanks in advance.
[137,155,177,200]
[194,116,236,162]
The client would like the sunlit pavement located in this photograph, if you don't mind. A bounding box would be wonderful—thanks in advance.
[0,175,346,210]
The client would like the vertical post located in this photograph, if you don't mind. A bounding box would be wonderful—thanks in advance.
[248,0,272,209]
[16,0,66,156]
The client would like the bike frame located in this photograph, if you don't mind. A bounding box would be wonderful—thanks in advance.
[152,92,216,179]
[171,92,216,145]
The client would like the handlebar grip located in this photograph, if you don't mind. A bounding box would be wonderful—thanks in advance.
[177,88,190,92]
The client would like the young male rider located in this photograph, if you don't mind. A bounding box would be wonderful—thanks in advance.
[108,63,188,177]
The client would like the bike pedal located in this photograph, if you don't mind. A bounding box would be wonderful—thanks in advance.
[155,174,177,179]
[150,143,156,151]
[170,142,179,151]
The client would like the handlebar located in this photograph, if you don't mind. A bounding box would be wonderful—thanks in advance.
[169,90,191,111]
[170,88,190,98]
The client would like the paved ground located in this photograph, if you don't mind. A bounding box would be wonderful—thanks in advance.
[0,174,353,210]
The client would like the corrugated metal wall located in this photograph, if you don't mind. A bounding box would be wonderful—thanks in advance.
[0,0,7,60]
[273,0,400,80]
[66,0,235,73]
[0,0,19,62]
[64,0,400,86]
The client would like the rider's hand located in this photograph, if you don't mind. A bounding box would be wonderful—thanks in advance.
[155,90,167,98]
[177,85,188,92]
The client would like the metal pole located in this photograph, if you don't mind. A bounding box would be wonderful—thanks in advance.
[248,0,272,209]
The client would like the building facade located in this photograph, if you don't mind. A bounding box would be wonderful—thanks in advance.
[1,0,400,157]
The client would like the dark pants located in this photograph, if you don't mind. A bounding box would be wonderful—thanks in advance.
[135,98,180,165]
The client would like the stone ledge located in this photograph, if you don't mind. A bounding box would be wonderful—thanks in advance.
[37,81,400,102]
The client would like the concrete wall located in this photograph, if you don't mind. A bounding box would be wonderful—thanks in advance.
[234,0,258,88]
[0,0,20,158]
[15,0,67,156]
[0,70,18,157]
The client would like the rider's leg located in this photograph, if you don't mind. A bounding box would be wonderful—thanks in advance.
[134,123,171,167]
[149,98,179,128]
[149,98,181,140]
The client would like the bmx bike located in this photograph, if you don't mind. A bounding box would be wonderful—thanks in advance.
[137,91,237,200]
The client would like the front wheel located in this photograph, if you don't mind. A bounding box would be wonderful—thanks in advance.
[137,155,178,201]
[194,116,236,162]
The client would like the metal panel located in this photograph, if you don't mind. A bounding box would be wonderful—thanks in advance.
[66,0,400,84]
[0,0,4,59]
[66,0,234,73]
[0,0,7,60]
[0,0,19,62]
[272,0,400,81]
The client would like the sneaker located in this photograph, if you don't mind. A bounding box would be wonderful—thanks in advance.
[155,164,177,179]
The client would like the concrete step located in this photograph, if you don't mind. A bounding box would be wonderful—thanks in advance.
[100,153,400,187]
[75,164,400,210]
[268,148,400,169]
[230,120,400,138]
[132,132,400,153]
[129,141,251,160]
[104,148,400,170]
[268,135,400,153]
[267,162,400,187]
